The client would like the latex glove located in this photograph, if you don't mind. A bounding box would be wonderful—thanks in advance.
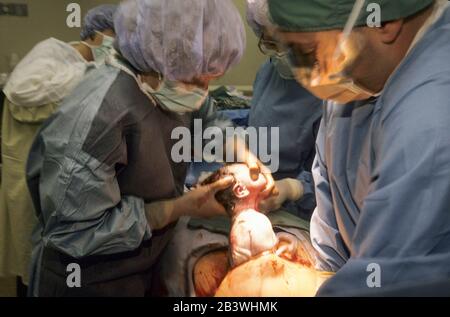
[246,155,276,200]
[145,176,234,230]
[275,232,299,257]
[259,178,304,214]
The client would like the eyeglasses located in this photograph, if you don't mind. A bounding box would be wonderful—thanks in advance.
[257,35,287,58]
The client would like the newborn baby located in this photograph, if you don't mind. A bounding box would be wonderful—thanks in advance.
[201,164,294,267]
[194,164,318,297]
[230,209,277,267]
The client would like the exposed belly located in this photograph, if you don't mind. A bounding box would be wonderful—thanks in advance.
[194,250,230,297]
[216,253,318,297]
[193,234,316,297]
[194,209,318,297]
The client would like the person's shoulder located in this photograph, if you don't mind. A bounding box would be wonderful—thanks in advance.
[33,37,66,49]
[380,68,450,127]
[379,28,450,126]
[259,59,274,72]
[23,37,61,52]
[25,38,81,60]
[3,38,90,107]
[100,69,155,121]
[254,59,275,82]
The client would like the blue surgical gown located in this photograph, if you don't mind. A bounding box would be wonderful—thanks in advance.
[312,7,450,295]
[249,60,323,219]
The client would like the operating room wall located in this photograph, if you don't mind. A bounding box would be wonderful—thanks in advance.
[0,0,266,87]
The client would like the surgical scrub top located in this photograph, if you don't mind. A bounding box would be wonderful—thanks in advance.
[311,6,450,295]
[25,58,232,296]
[249,60,323,219]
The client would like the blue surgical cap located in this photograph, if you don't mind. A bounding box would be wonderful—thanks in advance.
[114,0,246,82]
[80,4,117,40]
[246,0,274,37]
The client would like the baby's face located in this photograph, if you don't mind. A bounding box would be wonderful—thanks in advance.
[226,164,267,198]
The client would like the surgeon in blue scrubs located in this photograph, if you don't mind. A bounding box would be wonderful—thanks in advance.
[268,0,450,295]
[246,0,323,220]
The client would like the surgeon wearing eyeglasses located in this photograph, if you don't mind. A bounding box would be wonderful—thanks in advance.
[268,0,450,295]
[246,0,323,221]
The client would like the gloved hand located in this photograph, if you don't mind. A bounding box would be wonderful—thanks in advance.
[247,158,277,200]
[259,178,304,214]
[145,176,234,230]
[225,135,276,199]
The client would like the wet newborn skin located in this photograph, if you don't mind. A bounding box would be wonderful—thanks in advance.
[230,210,278,266]
[225,164,278,267]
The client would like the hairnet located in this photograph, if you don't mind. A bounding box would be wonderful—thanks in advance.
[80,4,117,40]
[246,0,274,37]
[114,0,246,82]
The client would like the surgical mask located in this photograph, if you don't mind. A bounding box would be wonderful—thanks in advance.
[272,55,296,80]
[82,31,115,64]
[287,0,378,104]
[140,78,208,114]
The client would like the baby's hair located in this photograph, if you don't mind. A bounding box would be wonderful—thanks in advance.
[200,166,238,215]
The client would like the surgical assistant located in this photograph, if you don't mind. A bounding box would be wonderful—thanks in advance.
[0,4,117,286]
[246,0,323,219]
[25,0,261,297]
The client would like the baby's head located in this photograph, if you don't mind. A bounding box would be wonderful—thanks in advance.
[200,164,267,215]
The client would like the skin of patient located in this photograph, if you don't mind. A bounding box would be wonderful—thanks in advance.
[215,253,318,297]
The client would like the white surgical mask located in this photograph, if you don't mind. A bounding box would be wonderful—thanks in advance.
[108,54,207,113]
[272,55,296,80]
[140,78,208,114]
[82,31,115,64]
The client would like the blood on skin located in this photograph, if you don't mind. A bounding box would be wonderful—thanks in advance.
[194,250,230,297]
[215,253,319,297]
[193,240,316,297]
